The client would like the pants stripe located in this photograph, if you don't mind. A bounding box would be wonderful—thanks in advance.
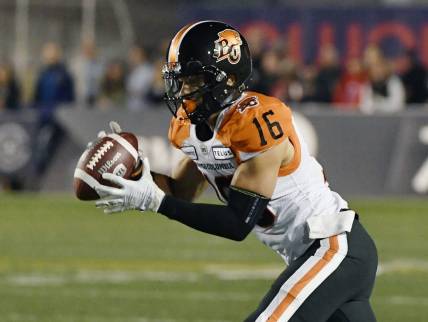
[256,233,348,322]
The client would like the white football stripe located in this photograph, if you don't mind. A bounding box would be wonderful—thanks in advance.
[107,133,139,161]
[74,168,101,191]
[86,141,114,171]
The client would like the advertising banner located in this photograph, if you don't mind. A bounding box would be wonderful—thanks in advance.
[0,111,37,177]
[184,7,428,66]
[54,107,428,197]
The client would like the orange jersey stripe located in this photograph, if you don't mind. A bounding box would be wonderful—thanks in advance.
[267,236,339,321]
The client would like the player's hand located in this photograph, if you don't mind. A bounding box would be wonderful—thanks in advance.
[95,158,165,214]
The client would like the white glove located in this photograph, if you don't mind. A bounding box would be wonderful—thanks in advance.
[95,158,165,214]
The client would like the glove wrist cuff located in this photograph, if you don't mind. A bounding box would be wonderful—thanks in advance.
[152,187,166,212]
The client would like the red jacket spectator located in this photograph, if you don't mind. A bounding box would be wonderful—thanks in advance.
[333,58,367,110]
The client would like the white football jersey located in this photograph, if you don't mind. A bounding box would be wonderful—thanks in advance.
[169,91,353,264]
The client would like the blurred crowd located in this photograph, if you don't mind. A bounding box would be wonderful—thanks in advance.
[246,30,428,113]
[1,35,428,116]
[0,40,166,114]
[0,40,168,191]
[1,35,428,191]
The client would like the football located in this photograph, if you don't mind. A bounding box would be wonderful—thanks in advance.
[73,132,143,200]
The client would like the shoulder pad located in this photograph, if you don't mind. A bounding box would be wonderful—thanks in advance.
[218,92,293,156]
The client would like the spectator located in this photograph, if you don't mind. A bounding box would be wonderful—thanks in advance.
[72,39,104,107]
[269,40,303,103]
[256,48,281,95]
[360,57,405,114]
[126,45,154,111]
[300,64,318,102]
[34,42,75,120]
[314,44,341,103]
[147,58,166,104]
[399,49,428,104]
[0,64,21,110]
[31,42,75,183]
[271,62,304,103]
[333,58,367,110]
[363,44,383,70]
[97,60,126,109]
[245,27,266,91]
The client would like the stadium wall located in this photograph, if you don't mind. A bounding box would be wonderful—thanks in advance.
[2,106,428,197]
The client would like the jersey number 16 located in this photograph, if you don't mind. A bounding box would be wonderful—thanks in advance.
[252,110,284,146]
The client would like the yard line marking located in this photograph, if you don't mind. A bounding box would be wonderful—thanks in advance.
[4,259,428,287]
[6,275,66,286]
[377,259,428,275]
[376,296,428,306]
[204,266,282,280]
[5,313,38,322]
[5,271,200,286]
[5,313,205,322]
[6,287,254,302]
[75,270,199,283]
[7,286,428,308]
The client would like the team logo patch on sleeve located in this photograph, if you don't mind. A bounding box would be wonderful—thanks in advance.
[181,146,198,160]
[212,147,234,160]
[237,96,259,113]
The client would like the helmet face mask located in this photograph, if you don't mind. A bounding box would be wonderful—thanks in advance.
[163,21,252,124]
[163,62,228,123]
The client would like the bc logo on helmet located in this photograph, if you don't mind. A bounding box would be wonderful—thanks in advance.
[213,29,243,64]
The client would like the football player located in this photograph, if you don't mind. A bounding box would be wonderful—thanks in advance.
[95,21,378,322]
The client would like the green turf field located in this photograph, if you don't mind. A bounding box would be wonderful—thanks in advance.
[1,194,427,322]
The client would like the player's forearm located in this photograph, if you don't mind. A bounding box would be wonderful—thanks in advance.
[151,172,206,201]
[158,195,251,241]
[151,172,174,195]
[157,187,270,241]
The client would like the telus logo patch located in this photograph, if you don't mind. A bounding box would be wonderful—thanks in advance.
[212,147,234,160]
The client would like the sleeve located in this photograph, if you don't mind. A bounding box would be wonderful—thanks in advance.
[158,186,270,241]
[228,97,293,161]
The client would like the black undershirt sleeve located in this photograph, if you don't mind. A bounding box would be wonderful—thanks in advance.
[157,186,270,241]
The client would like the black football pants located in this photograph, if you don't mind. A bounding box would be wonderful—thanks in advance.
[245,219,378,322]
